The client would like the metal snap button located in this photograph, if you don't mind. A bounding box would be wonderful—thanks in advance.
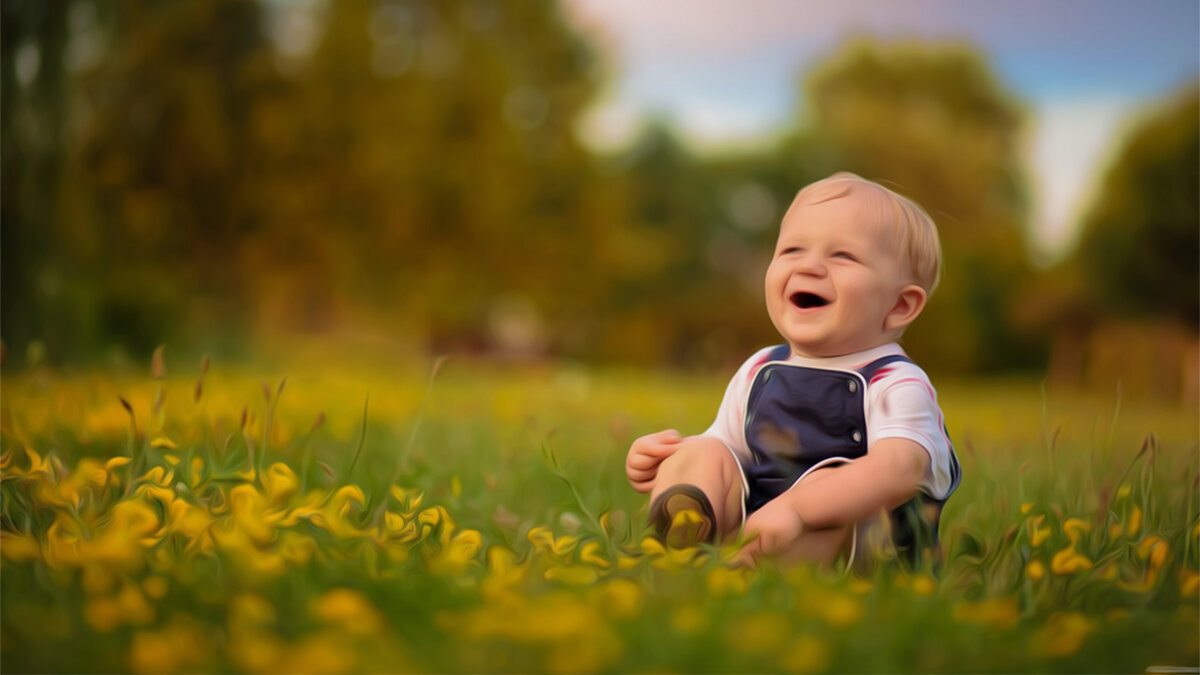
[847,379,858,394]
[851,430,863,444]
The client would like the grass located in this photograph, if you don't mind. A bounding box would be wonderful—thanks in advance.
[1,354,1197,673]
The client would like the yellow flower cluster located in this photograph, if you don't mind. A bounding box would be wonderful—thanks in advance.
[1019,494,1194,601]
[3,370,1197,673]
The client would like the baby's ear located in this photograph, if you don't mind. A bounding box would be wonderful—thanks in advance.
[884,285,927,333]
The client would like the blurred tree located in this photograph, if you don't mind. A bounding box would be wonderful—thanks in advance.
[780,39,1040,373]
[273,0,603,352]
[1073,85,1198,327]
[1,0,71,361]
[585,122,734,363]
[5,0,606,361]
[25,0,284,359]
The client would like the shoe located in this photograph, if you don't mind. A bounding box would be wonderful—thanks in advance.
[648,484,717,547]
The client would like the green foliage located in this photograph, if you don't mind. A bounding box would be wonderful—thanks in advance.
[9,2,1186,376]
[1,362,1197,673]
[1074,86,1199,327]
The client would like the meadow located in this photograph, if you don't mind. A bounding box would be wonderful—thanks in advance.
[1,352,1197,674]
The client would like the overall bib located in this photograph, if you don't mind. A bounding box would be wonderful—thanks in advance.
[743,345,961,566]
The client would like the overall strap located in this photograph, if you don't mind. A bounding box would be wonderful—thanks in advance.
[765,344,792,362]
[857,354,913,381]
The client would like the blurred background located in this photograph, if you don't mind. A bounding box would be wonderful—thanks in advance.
[2,0,1196,400]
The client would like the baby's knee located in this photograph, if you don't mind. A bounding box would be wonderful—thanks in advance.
[660,437,736,470]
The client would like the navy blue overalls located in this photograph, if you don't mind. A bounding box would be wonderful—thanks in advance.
[743,344,962,567]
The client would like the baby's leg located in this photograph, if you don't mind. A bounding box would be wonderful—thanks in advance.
[648,436,745,540]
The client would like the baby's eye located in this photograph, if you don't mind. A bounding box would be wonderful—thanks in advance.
[780,247,803,256]
[832,250,859,262]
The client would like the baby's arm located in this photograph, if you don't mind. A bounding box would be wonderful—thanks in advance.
[782,438,929,529]
[736,438,929,565]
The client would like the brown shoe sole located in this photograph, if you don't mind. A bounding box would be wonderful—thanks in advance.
[648,484,717,547]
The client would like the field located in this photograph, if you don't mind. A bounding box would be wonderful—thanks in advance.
[1,353,1197,674]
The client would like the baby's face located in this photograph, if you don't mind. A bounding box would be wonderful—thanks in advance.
[764,193,914,358]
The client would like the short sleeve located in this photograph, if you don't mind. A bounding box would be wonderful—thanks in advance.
[867,369,955,500]
[700,348,776,462]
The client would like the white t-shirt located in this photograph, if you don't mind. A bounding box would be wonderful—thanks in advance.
[702,343,957,500]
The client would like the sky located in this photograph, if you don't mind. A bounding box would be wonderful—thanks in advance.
[561,0,1199,262]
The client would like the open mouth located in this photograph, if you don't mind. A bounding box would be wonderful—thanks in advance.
[790,292,830,309]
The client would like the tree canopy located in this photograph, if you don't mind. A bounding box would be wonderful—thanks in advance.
[3,1,1188,374]
[1073,86,1199,327]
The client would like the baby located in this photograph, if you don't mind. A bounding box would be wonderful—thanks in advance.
[626,172,962,567]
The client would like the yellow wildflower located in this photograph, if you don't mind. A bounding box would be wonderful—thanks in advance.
[137,466,174,487]
[81,565,118,595]
[911,574,937,596]
[278,631,358,675]
[15,447,53,477]
[149,436,177,449]
[413,504,450,542]
[224,484,280,545]
[481,546,527,599]
[161,499,215,553]
[189,456,205,488]
[0,532,41,563]
[128,617,211,675]
[228,593,277,632]
[1028,514,1051,547]
[314,588,383,636]
[389,485,423,513]
[1126,505,1143,537]
[1051,548,1093,575]
[639,536,666,556]
[228,632,286,675]
[579,541,612,569]
[142,576,169,600]
[278,530,317,566]
[819,593,863,628]
[706,565,754,596]
[544,564,599,585]
[1026,559,1046,581]
[261,462,299,505]
[103,456,132,488]
[528,526,581,561]
[1138,534,1168,568]
[726,610,790,655]
[86,500,162,572]
[84,596,123,633]
[428,528,483,577]
[1051,518,1093,575]
[1119,535,1169,592]
[780,634,832,674]
[952,597,1019,630]
[669,603,708,634]
[1020,502,1034,514]
[1180,569,1199,597]
[598,578,643,620]
[85,583,155,633]
[1029,612,1094,657]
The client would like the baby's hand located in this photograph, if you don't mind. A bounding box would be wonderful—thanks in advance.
[625,429,684,493]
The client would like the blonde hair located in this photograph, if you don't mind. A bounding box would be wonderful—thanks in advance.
[790,172,942,294]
